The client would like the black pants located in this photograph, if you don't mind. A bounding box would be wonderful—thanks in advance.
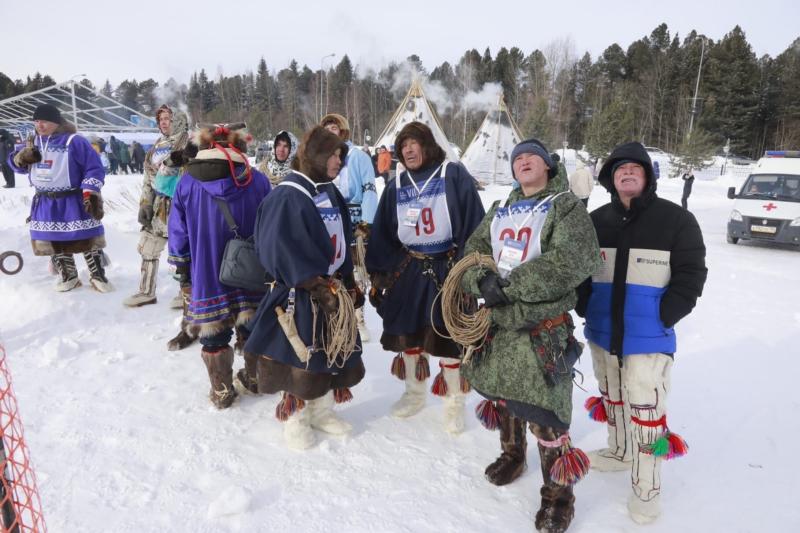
[681,195,689,209]
[1,163,13,187]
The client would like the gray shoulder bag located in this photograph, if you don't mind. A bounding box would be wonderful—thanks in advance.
[212,197,268,292]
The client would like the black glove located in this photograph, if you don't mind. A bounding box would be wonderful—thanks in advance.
[174,263,191,285]
[14,146,42,167]
[138,203,154,227]
[479,271,511,308]
[83,191,104,220]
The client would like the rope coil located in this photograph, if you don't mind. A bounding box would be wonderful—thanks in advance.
[437,252,496,351]
[312,278,360,369]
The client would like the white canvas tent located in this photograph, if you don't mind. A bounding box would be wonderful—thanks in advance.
[460,94,524,185]
[374,77,459,162]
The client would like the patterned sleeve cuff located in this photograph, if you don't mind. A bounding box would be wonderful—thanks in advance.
[168,254,191,265]
[81,177,104,192]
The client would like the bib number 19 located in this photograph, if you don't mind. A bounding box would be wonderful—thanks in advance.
[414,207,435,236]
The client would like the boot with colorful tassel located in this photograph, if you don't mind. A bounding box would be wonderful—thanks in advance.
[390,349,429,418]
[307,390,353,435]
[484,403,527,485]
[432,357,468,434]
[277,392,314,450]
[586,343,633,472]
[531,424,588,533]
[623,353,678,524]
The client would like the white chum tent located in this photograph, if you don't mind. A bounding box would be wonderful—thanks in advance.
[460,95,523,185]
[374,77,459,162]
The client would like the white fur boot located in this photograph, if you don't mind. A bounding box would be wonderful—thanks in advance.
[438,358,466,435]
[391,352,428,418]
[588,342,633,472]
[284,404,315,451]
[308,391,352,435]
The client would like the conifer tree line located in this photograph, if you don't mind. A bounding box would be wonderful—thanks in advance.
[2,24,798,159]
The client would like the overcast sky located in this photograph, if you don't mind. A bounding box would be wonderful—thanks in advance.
[4,0,798,86]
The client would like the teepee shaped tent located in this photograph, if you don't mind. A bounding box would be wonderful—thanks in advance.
[374,77,459,162]
[460,95,524,185]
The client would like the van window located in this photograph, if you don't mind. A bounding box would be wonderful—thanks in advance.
[742,174,800,202]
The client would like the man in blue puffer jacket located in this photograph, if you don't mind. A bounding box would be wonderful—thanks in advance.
[576,141,707,525]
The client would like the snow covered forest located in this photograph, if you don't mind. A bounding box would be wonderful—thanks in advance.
[2,24,799,159]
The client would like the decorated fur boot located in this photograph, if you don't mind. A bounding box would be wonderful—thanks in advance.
[167,286,198,351]
[484,404,527,485]
[586,344,633,472]
[432,357,468,434]
[53,253,81,292]
[123,258,158,306]
[200,346,237,409]
[277,393,314,450]
[307,391,352,435]
[532,424,589,533]
[390,349,429,418]
[84,250,113,293]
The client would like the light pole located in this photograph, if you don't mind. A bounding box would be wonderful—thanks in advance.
[687,38,706,139]
[319,53,335,119]
[562,140,568,166]
[364,128,371,147]
[721,138,730,176]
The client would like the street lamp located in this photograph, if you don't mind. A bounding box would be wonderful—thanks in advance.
[319,53,336,119]
[562,140,568,164]
[364,128,371,147]
[721,138,730,176]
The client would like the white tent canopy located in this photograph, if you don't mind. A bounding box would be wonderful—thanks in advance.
[460,95,523,185]
[374,77,459,162]
[0,80,159,134]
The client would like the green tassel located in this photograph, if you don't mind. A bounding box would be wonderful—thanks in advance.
[651,435,670,457]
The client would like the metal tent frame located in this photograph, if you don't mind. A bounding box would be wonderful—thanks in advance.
[0,80,158,133]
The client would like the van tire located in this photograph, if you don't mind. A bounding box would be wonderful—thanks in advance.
[727,235,739,244]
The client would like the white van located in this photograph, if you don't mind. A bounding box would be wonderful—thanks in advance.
[727,151,800,247]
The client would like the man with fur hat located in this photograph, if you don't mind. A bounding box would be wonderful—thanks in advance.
[365,121,484,434]
[321,113,377,341]
[167,123,271,409]
[460,138,600,532]
[244,126,365,449]
[9,104,111,292]
[576,141,707,524]
[257,130,298,186]
[124,105,190,309]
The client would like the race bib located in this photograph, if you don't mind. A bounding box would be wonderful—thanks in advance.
[497,238,526,275]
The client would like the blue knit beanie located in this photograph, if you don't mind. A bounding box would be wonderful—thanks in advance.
[510,138,553,179]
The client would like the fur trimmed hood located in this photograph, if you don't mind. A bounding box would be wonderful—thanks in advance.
[295,126,348,183]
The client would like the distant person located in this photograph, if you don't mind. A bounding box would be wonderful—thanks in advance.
[117,138,131,174]
[569,159,594,207]
[0,128,16,188]
[377,145,392,185]
[577,141,707,525]
[10,104,111,292]
[653,160,661,180]
[257,130,298,186]
[131,141,146,173]
[681,170,695,209]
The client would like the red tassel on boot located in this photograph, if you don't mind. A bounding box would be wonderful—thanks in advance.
[275,392,306,422]
[430,370,447,396]
[414,353,430,381]
[475,399,501,430]
[584,396,608,422]
[550,446,591,486]
[333,387,353,404]
[390,353,406,380]
[460,374,471,393]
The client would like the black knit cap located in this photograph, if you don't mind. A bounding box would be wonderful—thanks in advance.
[32,104,63,124]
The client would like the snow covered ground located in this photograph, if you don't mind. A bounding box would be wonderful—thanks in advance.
[0,172,798,532]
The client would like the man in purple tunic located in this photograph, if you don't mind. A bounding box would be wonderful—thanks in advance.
[9,104,111,292]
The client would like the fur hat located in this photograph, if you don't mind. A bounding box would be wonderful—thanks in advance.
[296,126,348,182]
[155,104,173,122]
[394,121,446,169]
[320,113,351,142]
[32,104,63,124]
[193,122,251,153]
